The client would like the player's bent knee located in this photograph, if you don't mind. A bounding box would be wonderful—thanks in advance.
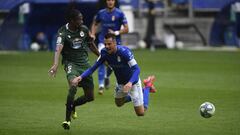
[136,112,145,116]
[115,103,123,107]
[134,105,145,116]
[115,98,125,107]
[115,102,124,107]
[86,96,94,102]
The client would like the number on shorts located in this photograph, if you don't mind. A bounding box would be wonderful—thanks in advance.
[67,65,72,74]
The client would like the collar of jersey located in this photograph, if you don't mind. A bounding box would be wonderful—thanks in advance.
[106,7,116,13]
[65,23,79,33]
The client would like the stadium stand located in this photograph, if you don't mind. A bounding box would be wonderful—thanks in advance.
[0,0,240,50]
[0,0,98,50]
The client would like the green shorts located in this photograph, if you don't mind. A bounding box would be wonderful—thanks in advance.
[64,62,94,90]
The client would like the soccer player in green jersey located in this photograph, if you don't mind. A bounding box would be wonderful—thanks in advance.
[48,9,99,130]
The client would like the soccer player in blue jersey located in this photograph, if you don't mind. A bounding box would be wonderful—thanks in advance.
[91,0,129,94]
[72,33,155,116]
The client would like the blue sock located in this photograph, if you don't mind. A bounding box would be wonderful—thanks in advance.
[143,87,150,109]
[124,95,131,103]
[98,64,105,87]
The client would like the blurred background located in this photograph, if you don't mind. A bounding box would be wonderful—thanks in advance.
[0,1,240,135]
[0,0,240,51]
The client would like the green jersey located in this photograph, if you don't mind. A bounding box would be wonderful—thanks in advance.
[56,24,92,66]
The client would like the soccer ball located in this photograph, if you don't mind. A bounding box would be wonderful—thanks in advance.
[175,41,184,49]
[138,40,146,49]
[30,42,40,51]
[199,102,215,118]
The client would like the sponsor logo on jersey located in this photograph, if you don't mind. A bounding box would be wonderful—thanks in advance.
[117,56,121,62]
[72,38,83,49]
[112,15,115,21]
[80,31,84,37]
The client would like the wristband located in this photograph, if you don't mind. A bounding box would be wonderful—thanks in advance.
[114,31,120,36]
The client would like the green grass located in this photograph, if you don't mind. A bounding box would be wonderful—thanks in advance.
[0,50,240,135]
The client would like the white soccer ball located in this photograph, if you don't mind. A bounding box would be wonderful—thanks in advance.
[138,40,146,49]
[30,42,40,51]
[175,41,184,49]
[199,102,215,118]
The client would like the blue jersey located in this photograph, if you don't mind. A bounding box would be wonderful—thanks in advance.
[95,8,128,45]
[81,45,140,85]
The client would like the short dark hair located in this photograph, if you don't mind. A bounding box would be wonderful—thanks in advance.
[105,0,120,8]
[104,33,116,41]
[65,9,82,22]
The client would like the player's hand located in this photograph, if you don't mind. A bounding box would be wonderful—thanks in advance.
[48,64,58,77]
[108,29,115,35]
[108,29,120,36]
[123,82,132,93]
[108,29,114,34]
[72,76,82,86]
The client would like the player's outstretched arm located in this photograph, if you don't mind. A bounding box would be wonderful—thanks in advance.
[129,64,140,83]
[122,64,140,93]
[48,45,63,77]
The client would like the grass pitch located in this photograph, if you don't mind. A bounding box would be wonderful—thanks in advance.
[0,50,240,135]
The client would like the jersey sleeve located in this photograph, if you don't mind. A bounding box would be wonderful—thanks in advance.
[122,48,140,83]
[56,28,65,46]
[120,12,128,25]
[95,11,101,23]
[122,48,135,66]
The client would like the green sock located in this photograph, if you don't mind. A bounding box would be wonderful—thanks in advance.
[65,86,77,121]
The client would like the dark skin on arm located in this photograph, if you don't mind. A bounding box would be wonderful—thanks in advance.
[88,33,100,57]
